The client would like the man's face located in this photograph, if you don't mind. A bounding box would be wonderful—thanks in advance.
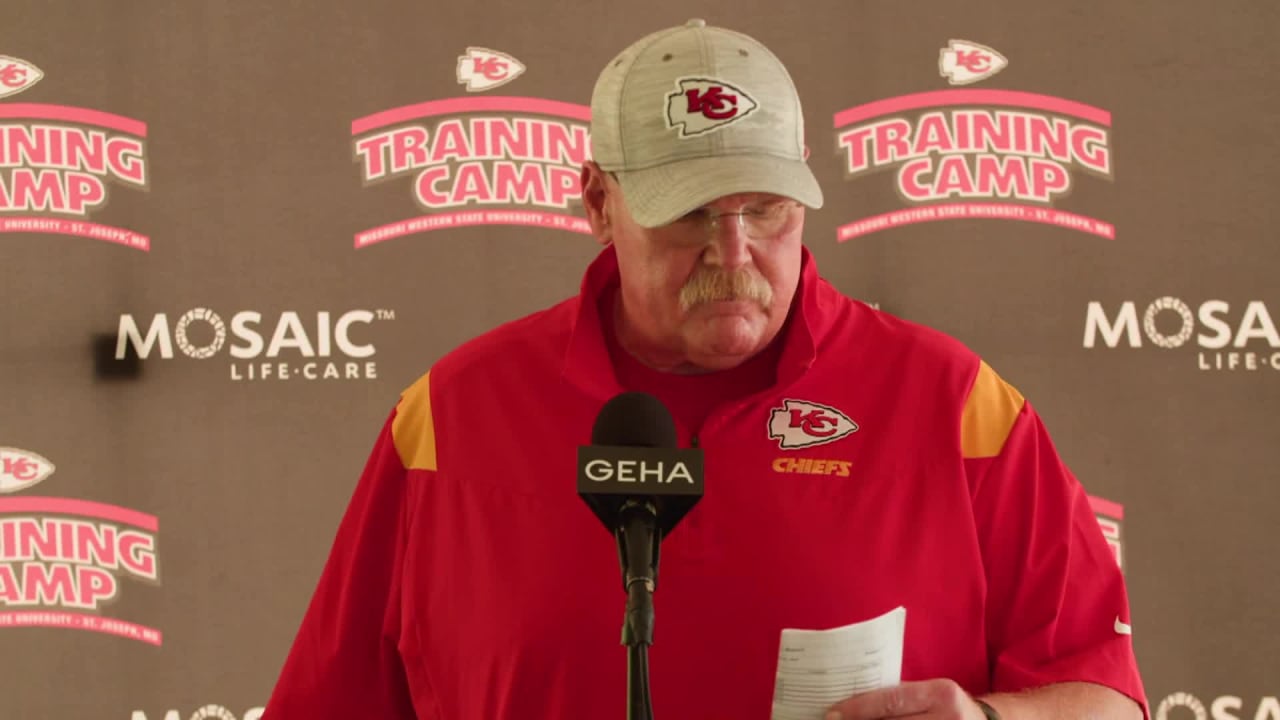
[588,167,805,371]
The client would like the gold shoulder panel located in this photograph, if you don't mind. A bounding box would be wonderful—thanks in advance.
[961,361,1026,459]
[392,371,438,471]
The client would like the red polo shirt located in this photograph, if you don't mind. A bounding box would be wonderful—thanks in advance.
[263,245,1147,719]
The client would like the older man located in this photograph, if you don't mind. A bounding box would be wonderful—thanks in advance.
[263,19,1147,720]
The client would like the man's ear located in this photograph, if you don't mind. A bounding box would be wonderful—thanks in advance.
[580,161,613,246]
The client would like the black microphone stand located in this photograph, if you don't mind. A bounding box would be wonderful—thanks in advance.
[617,499,661,720]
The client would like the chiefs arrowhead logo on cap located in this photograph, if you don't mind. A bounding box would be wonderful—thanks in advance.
[0,447,56,493]
[665,77,758,138]
[456,47,526,92]
[938,40,1008,86]
[768,399,859,449]
[0,55,44,99]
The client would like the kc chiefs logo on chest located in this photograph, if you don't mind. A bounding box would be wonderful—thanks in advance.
[767,399,859,449]
[665,77,759,138]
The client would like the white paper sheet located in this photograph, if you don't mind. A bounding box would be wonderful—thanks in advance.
[770,606,907,720]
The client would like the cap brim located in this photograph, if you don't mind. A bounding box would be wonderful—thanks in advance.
[613,154,824,228]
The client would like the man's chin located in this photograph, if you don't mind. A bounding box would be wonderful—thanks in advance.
[685,319,768,367]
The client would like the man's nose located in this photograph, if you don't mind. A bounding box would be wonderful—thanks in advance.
[703,215,752,270]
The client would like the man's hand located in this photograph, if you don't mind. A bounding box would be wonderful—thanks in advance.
[823,679,988,720]
[824,679,1145,720]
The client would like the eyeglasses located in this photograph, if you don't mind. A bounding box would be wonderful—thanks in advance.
[670,199,800,241]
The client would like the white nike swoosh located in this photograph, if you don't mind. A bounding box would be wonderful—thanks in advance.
[1114,617,1132,635]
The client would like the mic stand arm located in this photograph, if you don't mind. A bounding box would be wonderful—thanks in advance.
[617,499,660,720]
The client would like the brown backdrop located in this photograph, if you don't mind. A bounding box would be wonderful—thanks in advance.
[2,2,1277,718]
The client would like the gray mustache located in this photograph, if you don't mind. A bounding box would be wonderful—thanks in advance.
[679,268,773,312]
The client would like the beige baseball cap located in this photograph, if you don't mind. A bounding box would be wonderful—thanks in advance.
[590,19,824,228]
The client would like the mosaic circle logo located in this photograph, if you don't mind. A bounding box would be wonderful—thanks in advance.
[130,706,264,720]
[173,308,228,359]
[1155,693,1207,720]
[1142,297,1195,350]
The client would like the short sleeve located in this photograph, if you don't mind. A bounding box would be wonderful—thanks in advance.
[962,362,1148,716]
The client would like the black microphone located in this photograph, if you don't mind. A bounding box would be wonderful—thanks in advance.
[579,392,704,539]
[577,392,704,719]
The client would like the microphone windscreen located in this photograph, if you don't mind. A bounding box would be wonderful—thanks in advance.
[591,392,677,448]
